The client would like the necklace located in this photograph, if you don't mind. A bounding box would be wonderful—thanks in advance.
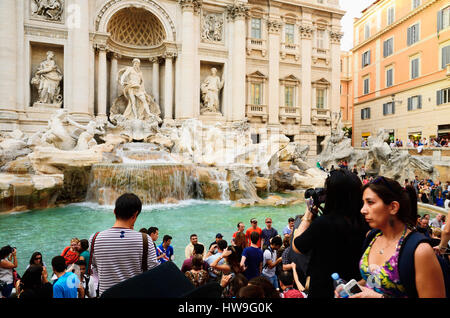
[378,226,407,255]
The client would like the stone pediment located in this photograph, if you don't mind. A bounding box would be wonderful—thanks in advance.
[312,78,330,86]
[281,74,300,83]
[247,71,267,80]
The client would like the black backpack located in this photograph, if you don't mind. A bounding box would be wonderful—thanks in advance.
[363,229,450,298]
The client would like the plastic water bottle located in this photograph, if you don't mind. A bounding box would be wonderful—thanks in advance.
[331,273,349,298]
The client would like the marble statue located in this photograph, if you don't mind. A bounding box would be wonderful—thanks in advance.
[117,58,161,121]
[200,68,224,114]
[31,0,64,21]
[31,51,63,106]
[41,109,75,150]
[67,118,105,151]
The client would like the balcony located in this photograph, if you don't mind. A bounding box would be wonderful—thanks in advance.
[246,104,268,123]
[280,42,300,61]
[312,47,330,65]
[246,37,267,57]
[279,106,301,124]
[311,108,331,125]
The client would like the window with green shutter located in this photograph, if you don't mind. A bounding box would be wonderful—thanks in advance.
[383,38,393,57]
[407,23,419,46]
[437,6,450,32]
[441,45,450,69]
[386,68,393,87]
[437,88,450,105]
[408,95,422,110]
[383,102,395,115]
[411,58,419,79]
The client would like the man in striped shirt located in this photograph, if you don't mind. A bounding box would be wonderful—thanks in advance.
[89,193,159,296]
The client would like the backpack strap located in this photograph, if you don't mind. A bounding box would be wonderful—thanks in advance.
[362,229,381,254]
[87,232,100,276]
[398,231,431,298]
[142,232,148,272]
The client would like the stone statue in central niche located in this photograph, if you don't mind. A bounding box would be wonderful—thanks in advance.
[31,50,63,106]
[117,58,161,120]
[200,67,224,114]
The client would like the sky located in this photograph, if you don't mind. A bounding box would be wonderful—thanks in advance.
[339,0,375,51]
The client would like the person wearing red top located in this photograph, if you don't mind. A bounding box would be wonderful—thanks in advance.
[232,222,245,241]
[245,219,262,248]
[279,264,306,298]
[61,238,80,266]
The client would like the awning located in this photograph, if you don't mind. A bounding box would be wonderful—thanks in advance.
[362,132,371,137]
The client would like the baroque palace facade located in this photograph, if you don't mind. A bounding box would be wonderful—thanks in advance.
[0,0,345,156]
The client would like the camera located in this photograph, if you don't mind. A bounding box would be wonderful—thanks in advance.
[304,187,326,215]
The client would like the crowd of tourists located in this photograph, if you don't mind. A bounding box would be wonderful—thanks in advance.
[1,170,450,299]
[362,137,449,148]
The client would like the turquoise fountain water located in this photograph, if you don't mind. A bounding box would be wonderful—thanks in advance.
[0,201,306,276]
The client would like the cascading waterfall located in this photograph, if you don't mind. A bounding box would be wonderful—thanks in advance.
[207,169,230,201]
[87,163,199,205]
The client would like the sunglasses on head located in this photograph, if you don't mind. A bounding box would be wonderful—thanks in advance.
[371,176,395,193]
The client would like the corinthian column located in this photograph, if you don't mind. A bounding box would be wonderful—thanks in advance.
[0,0,17,117]
[164,53,175,120]
[177,0,201,119]
[300,24,313,126]
[151,57,160,105]
[70,0,90,118]
[110,53,120,107]
[227,3,248,121]
[96,45,107,119]
[267,20,282,125]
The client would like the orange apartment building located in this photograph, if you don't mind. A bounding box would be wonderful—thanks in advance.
[351,0,450,147]
[340,51,353,128]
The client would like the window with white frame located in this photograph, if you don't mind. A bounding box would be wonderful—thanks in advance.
[387,7,395,25]
[438,6,450,32]
[285,86,294,107]
[363,77,370,95]
[316,88,326,108]
[437,87,450,105]
[362,50,371,67]
[386,67,394,87]
[250,83,262,105]
[251,18,262,39]
[383,37,394,57]
[361,107,371,119]
[412,0,421,10]
[408,95,422,110]
[407,23,420,46]
[364,23,370,40]
[410,56,420,79]
[316,29,325,49]
[441,44,450,69]
[383,102,395,115]
[285,24,295,44]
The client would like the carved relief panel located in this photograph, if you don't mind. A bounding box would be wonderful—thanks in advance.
[201,12,225,43]
[30,0,65,22]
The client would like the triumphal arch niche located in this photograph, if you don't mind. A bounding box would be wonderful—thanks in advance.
[93,1,178,125]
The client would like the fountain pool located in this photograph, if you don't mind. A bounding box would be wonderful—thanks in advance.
[0,200,306,276]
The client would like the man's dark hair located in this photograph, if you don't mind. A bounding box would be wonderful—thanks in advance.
[250,231,260,245]
[238,285,264,298]
[52,256,66,273]
[190,234,197,239]
[217,239,227,251]
[279,271,294,286]
[288,217,295,223]
[114,193,142,220]
[193,243,204,255]
[148,227,159,235]
[270,236,282,247]
[163,235,172,243]
[79,239,89,252]
[237,222,243,229]
[75,260,87,267]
